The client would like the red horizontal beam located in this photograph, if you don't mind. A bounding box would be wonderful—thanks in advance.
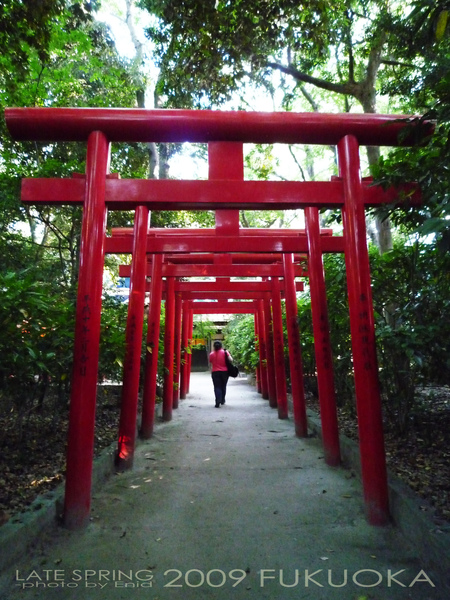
[168,281,304,293]
[106,234,345,254]
[165,291,283,300]
[192,302,257,314]
[163,252,307,264]
[119,263,306,278]
[5,108,431,146]
[164,264,291,278]
[174,282,281,293]
[21,178,420,211]
[169,264,286,278]
[111,227,332,237]
[163,252,308,267]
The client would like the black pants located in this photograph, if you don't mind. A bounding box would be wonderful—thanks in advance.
[211,371,229,405]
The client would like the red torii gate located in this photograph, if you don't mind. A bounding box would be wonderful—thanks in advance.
[112,244,307,452]
[5,107,429,530]
[114,241,332,447]
[116,256,306,437]
[112,227,343,465]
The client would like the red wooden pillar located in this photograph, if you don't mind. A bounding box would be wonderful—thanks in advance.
[305,207,341,466]
[187,303,194,393]
[257,299,269,398]
[179,299,190,399]
[63,131,110,530]
[173,291,182,408]
[271,277,288,419]
[255,310,262,393]
[140,254,163,439]
[209,141,242,236]
[116,205,149,469]
[163,276,175,421]
[263,291,277,408]
[283,253,308,437]
[338,135,389,525]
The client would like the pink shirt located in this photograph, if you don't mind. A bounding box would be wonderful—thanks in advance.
[209,348,232,372]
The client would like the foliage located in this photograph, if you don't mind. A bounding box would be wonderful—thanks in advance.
[370,241,450,431]
[192,318,216,348]
[98,294,128,383]
[370,2,450,248]
[0,1,146,416]
[295,241,450,432]
[140,0,416,118]
[140,0,355,107]
[155,302,166,390]
[223,315,259,372]
[0,269,74,414]
[296,294,315,379]
[322,253,354,405]
[0,0,66,82]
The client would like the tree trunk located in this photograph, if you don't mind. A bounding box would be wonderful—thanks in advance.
[366,145,393,253]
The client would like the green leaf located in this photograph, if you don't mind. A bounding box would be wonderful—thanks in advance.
[435,10,448,41]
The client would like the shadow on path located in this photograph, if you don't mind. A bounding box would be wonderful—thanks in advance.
[0,372,442,599]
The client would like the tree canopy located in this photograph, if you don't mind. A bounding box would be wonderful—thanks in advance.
[140,0,411,112]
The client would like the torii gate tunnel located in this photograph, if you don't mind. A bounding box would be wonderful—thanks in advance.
[5,107,431,530]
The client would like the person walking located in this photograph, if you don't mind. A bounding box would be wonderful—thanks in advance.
[209,340,232,408]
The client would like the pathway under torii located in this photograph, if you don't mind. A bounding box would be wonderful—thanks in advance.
[5,107,431,531]
[108,231,309,444]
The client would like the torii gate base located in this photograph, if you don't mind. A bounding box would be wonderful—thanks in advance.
[5,107,430,530]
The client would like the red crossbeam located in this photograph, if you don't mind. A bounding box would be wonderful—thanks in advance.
[162,288,303,300]
[191,301,257,314]
[149,278,305,302]
[5,108,431,145]
[21,177,419,211]
[162,253,307,264]
[118,263,305,278]
[106,235,345,254]
[111,227,333,236]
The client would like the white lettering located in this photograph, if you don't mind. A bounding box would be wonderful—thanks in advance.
[279,569,299,588]
[409,570,435,587]
[353,569,383,587]
[328,569,348,587]
[260,570,276,586]
[98,570,110,581]
[387,569,406,587]
[135,570,153,582]
[305,570,324,587]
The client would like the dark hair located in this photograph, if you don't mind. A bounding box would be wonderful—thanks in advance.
[213,340,222,350]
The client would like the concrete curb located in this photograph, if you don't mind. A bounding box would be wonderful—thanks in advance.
[306,408,450,593]
[0,442,117,574]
